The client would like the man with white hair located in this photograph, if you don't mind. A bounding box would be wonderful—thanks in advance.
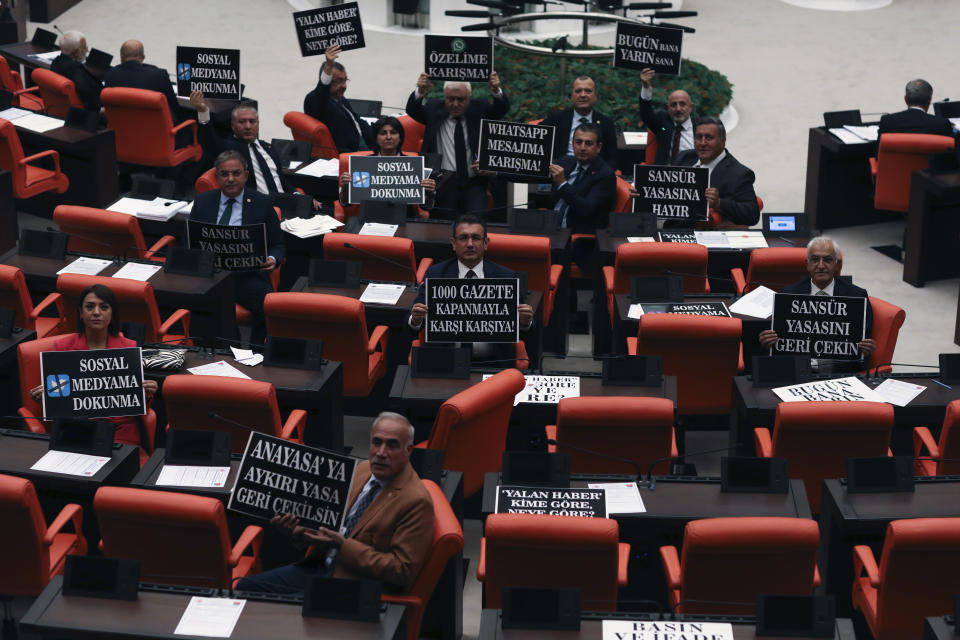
[405,70,509,216]
[50,30,102,112]
[759,236,876,362]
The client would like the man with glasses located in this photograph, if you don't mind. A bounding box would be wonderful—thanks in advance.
[759,236,875,363]
[303,44,375,154]
[638,68,695,166]
[409,215,533,365]
[189,150,285,346]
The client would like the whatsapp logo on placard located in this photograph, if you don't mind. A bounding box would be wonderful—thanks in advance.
[451,38,467,53]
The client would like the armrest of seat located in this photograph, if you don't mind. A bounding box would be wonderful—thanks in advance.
[281,409,308,444]
[228,525,264,567]
[18,407,48,434]
[869,157,878,180]
[548,264,562,293]
[171,118,199,146]
[738,343,745,374]
[617,542,630,586]
[29,291,63,322]
[367,325,389,355]
[754,427,773,457]
[545,424,557,453]
[659,545,681,589]
[852,544,880,588]
[813,564,821,588]
[731,267,746,295]
[381,593,422,608]
[476,538,486,581]
[416,258,433,284]
[602,266,615,296]
[159,308,191,343]
[145,235,178,261]
[43,503,83,546]
[913,426,940,458]
[20,148,61,174]
[625,336,637,355]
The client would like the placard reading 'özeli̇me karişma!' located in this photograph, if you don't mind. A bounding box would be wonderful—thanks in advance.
[425,277,518,343]
[424,35,493,81]
[40,347,145,419]
[176,47,240,99]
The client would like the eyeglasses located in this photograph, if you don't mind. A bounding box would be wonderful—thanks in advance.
[807,254,836,265]
[454,234,485,243]
[216,169,244,178]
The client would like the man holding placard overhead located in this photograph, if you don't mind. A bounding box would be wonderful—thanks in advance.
[638,68,695,166]
[303,44,375,154]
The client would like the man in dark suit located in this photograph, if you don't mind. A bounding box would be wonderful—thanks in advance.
[549,123,617,234]
[674,117,760,228]
[638,68,695,166]
[49,30,102,112]
[540,76,619,170]
[303,44,375,154]
[103,40,178,118]
[759,236,875,366]
[405,71,509,216]
[878,78,954,137]
[189,150,285,346]
[410,215,533,366]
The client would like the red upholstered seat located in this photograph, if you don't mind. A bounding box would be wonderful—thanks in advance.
[195,167,218,193]
[163,374,305,454]
[0,474,86,597]
[396,115,425,153]
[754,401,893,512]
[660,517,820,615]
[264,292,389,397]
[546,396,677,475]
[323,233,432,284]
[30,68,81,118]
[872,133,956,212]
[852,518,960,640]
[95,486,262,589]
[0,264,66,338]
[417,368,525,497]
[477,513,629,611]
[0,118,68,199]
[54,205,176,261]
[101,87,202,167]
[914,399,960,476]
[0,55,43,111]
[486,233,562,327]
[627,314,742,415]
[865,296,905,375]
[730,247,809,295]
[283,111,337,159]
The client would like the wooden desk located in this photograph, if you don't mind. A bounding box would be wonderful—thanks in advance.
[0,250,236,347]
[20,576,406,640]
[904,170,960,287]
[480,473,811,608]
[0,171,17,255]
[820,477,960,616]
[479,609,856,640]
[145,351,344,451]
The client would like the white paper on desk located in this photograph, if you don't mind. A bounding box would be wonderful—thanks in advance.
[30,450,110,477]
[137,197,189,221]
[111,262,162,282]
[13,112,63,133]
[0,107,33,121]
[287,161,303,170]
[844,124,879,142]
[873,378,927,407]
[30,50,60,62]
[724,230,768,249]
[486,374,581,406]
[187,360,252,380]
[56,256,112,276]
[280,214,343,238]
[359,222,398,237]
[296,157,339,178]
[156,465,231,488]
[773,376,885,403]
[174,596,246,638]
[627,303,644,320]
[588,482,646,514]
[829,127,869,144]
[627,236,656,243]
[359,283,406,305]
[951,118,960,130]
[603,620,732,640]
[229,346,263,367]
[728,285,775,319]
[694,231,731,249]
[622,131,648,146]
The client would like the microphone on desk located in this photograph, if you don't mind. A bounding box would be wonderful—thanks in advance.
[642,443,743,491]
[52,25,64,35]
[46,226,150,263]
[667,598,756,620]
[207,411,263,434]
[866,362,939,380]
[545,438,644,479]
[342,242,417,282]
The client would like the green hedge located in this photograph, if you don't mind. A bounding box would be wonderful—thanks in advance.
[425,38,733,131]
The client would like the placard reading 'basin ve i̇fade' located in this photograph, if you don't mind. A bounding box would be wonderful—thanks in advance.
[187,221,267,272]
[771,293,866,361]
[613,22,684,75]
[477,119,555,180]
[424,35,493,81]
[633,164,708,221]
[292,2,365,57]
[228,432,357,530]
[425,277,519,343]
[348,155,424,205]
[176,47,240,99]
[40,348,145,419]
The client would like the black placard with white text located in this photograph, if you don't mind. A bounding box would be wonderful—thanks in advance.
[633,164,708,221]
[228,432,357,530]
[348,155,424,205]
[292,3,365,57]
[425,35,493,81]
[638,301,731,317]
[40,348,145,419]
[176,47,240,99]
[187,220,267,272]
[771,293,866,360]
[613,22,683,75]
[495,485,606,518]
[659,230,697,243]
[478,119,555,179]
[425,277,519,343]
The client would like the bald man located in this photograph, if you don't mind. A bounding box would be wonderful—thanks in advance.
[638,68,695,166]
[104,39,179,118]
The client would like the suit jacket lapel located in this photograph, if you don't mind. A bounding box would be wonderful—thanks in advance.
[239,190,255,226]
[348,464,412,538]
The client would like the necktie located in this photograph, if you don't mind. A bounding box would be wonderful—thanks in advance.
[454,117,468,180]
[465,269,477,279]
[570,116,589,154]
[670,122,683,164]
[816,289,829,296]
[249,142,279,193]
[341,99,368,151]
[342,478,381,538]
[217,198,235,225]
[554,165,583,228]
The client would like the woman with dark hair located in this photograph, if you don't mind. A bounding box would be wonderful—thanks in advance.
[338,115,436,207]
[30,284,158,450]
